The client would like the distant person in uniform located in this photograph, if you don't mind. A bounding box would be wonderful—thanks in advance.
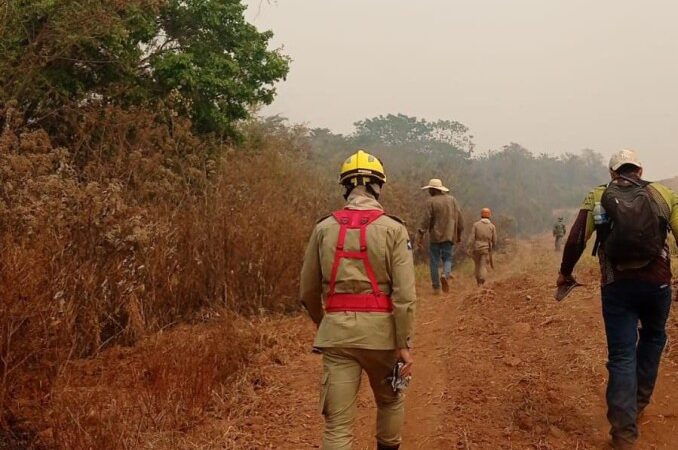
[300,150,417,450]
[467,208,498,287]
[556,149,678,450]
[417,178,464,294]
[553,217,566,251]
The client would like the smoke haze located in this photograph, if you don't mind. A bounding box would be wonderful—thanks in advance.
[246,0,678,179]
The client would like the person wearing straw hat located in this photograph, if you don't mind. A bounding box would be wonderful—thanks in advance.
[417,178,464,294]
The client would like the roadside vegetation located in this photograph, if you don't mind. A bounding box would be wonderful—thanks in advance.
[1,1,615,448]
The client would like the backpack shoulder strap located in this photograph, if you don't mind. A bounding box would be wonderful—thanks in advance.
[617,175,650,188]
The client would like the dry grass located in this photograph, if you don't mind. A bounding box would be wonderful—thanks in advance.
[0,104,329,448]
[2,99,671,448]
[45,315,258,450]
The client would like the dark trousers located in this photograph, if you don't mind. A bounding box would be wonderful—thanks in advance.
[601,281,672,443]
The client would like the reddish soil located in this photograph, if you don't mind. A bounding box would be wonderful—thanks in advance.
[23,239,678,449]
[214,239,678,449]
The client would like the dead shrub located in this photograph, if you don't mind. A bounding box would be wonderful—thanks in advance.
[47,316,259,450]
[0,103,331,442]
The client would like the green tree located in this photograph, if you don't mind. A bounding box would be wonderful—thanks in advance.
[353,113,474,156]
[308,118,607,235]
[0,0,289,138]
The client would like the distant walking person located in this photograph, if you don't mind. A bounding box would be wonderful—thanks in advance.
[300,150,416,450]
[556,149,678,450]
[467,208,497,287]
[417,178,464,294]
[553,217,566,251]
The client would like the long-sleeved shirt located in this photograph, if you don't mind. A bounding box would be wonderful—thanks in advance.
[467,218,497,252]
[419,193,464,244]
[299,186,417,349]
[560,179,678,286]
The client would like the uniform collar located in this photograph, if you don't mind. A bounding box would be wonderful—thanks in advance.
[345,186,384,211]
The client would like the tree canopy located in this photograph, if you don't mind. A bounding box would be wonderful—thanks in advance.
[0,0,289,138]
[353,113,474,156]
[309,116,607,235]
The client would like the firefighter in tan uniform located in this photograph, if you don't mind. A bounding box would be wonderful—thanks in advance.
[467,208,497,286]
[300,150,417,450]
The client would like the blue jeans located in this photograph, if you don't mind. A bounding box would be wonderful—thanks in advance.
[429,241,454,289]
[601,281,672,443]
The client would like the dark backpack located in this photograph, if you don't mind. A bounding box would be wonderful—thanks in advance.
[601,176,667,264]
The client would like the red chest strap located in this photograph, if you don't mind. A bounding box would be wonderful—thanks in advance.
[326,209,392,313]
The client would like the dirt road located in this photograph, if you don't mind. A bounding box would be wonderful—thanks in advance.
[220,239,678,449]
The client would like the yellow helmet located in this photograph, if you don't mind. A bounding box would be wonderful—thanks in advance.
[339,150,386,186]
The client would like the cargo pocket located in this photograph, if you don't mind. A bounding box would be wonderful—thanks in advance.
[319,371,330,415]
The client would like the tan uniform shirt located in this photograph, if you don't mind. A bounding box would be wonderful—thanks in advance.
[300,187,417,350]
[467,219,497,252]
[420,193,464,244]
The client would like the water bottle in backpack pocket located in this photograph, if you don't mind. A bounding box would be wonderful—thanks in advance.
[593,202,608,227]
[591,201,610,256]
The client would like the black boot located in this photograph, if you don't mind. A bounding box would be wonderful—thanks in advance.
[377,443,400,450]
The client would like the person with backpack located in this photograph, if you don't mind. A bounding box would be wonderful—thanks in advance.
[300,150,416,450]
[556,149,678,449]
[552,217,566,251]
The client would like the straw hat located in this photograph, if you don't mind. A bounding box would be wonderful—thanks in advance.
[420,178,449,192]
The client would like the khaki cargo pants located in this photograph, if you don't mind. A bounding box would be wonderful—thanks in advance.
[319,348,404,450]
[473,249,490,286]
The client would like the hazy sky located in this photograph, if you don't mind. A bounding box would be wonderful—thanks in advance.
[245,1,678,179]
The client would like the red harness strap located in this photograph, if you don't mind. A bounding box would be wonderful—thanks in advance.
[325,209,393,313]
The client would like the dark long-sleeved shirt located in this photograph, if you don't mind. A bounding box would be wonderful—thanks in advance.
[560,180,678,286]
